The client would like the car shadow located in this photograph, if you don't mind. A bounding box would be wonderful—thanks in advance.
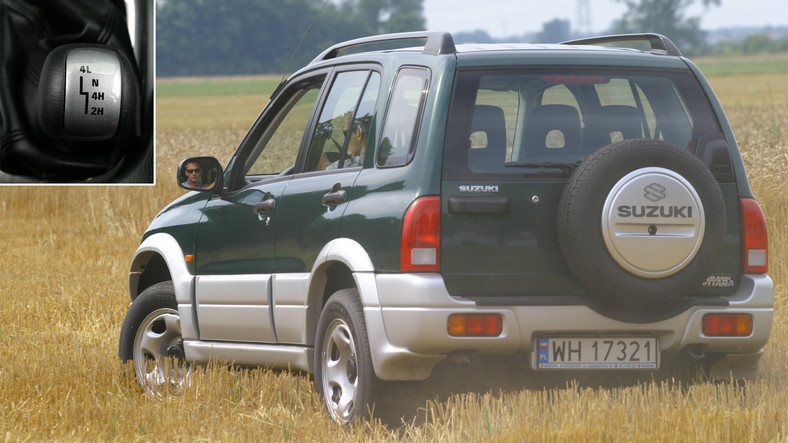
[370,352,735,428]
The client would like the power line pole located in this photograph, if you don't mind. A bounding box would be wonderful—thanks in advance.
[577,0,591,36]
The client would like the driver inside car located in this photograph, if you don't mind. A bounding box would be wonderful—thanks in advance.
[323,114,369,170]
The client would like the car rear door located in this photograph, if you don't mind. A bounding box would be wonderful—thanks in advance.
[439,67,739,301]
[270,68,381,344]
[441,69,581,298]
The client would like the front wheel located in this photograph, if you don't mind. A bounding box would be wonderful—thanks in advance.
[118,281,191,395]
[314,288,377,424]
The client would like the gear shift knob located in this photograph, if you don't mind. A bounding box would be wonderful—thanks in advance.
[38,44,137,141]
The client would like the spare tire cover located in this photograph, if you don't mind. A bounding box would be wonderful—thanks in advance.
[558,139,726,309]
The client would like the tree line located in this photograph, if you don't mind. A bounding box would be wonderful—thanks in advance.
[156,0,786,78]
[156,0,425,77]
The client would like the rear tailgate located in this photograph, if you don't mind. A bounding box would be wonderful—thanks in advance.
[439,66,741,303]
[441,179,582,297]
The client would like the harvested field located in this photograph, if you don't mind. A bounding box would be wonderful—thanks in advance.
[0,69,785,441]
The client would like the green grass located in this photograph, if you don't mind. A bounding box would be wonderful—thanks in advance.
[156,54,788,101]
[156,77,283,97]
[692,53,788,76]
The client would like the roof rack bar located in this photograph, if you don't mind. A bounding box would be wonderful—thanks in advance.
[310,31,456,64]
[561,33,682,57]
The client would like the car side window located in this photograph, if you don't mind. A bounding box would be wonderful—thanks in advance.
[340,72,379,169]
[305,70,377,172]
[377,68,429,167]
[243,79,323,180]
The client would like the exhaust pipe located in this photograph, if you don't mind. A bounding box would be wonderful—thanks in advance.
[686,344,706,360]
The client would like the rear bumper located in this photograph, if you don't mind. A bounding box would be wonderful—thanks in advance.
[365,273,772,381]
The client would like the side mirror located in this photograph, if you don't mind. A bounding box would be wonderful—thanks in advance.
[178,156,223,192]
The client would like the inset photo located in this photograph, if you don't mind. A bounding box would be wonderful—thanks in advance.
[0,0,153,184]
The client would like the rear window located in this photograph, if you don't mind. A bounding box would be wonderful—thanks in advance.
[443,68,721,178]
[377,68,430,167]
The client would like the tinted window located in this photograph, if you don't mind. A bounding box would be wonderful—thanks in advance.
[306,70,379,171]
[244,78,324,179]
[377,68,429,167]
[342,72,379,168]
[443,69,719,178]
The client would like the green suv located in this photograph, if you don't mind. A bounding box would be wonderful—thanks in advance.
[119,32,773,424]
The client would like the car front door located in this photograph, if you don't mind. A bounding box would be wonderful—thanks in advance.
[192,73,326,343]
[192,68,381,345]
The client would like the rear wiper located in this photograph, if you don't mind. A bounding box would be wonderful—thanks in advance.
[504,161,580,172]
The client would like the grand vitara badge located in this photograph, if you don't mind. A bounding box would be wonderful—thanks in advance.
[601,167,705,279]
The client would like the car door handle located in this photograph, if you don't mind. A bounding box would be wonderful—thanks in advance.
[322,185,346,206]
[448,196,509,215]
[254,197,275,214]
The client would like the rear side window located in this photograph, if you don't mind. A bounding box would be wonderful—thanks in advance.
[442,68,720,178]
[377,68,430,167]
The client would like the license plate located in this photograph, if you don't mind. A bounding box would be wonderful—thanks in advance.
[536,337,659,369]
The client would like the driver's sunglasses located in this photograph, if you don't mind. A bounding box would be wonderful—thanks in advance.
[186,168,201,173]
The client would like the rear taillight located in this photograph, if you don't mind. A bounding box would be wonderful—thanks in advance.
[740,198,768,273]
[401,196,440,272]
[702,314,753,337]
[448,314,503,337]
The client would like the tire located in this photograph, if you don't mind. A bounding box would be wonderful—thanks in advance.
[314,288,377,424]
[118,281,191,394]
[557,139,726,314]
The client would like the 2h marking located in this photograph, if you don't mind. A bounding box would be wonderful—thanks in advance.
[78,76,104,116]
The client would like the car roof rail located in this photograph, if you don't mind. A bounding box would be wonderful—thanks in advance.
[310,31,456,64]
[561,33,682,56]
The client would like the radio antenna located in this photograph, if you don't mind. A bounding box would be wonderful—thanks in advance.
[278,0,330,86]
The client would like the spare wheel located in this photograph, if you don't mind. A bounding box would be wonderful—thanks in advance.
[557,139,726,310]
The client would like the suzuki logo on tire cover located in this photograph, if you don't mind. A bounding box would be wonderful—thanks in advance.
[643,183,666,202]
[602,167,706,279]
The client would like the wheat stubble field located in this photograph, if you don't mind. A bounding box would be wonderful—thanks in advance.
[0,56,786,440]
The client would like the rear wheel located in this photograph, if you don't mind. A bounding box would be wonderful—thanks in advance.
[314,288,377,424]
[118,281,191,394]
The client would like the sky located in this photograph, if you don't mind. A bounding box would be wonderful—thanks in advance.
[422,0,788,38]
